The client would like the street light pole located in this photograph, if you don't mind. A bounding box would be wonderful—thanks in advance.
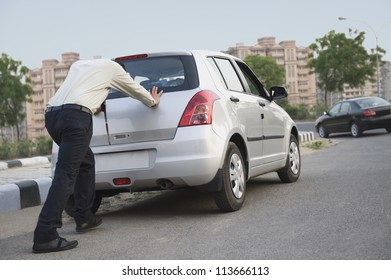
[338,17,381,97]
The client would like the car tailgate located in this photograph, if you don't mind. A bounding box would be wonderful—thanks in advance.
[90,111,110,147]
[102,90,197,145]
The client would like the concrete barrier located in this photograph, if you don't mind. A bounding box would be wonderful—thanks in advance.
[299,131,315,143]
[0,184,21,214]
[0,162,7,170]
[19,156,50,167]
[0,177,52,215]
[0,156,50,170]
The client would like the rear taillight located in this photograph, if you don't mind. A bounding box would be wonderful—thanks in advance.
[178,90,220,127]
[115,54,148,61]
[362,110,376,117]
[113,178,131,185]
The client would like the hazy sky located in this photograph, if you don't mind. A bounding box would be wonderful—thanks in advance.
[1,0,390,69]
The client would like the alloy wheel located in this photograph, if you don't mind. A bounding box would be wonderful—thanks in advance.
[289,141,300,175]
[229,153,245,199]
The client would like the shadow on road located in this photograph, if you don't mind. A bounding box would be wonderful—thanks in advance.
[94,173,285,218]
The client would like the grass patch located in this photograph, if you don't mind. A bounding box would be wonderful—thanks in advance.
[305,140,325,150]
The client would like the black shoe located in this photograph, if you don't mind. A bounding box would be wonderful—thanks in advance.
[33,237,78,253]
[76,216,102,233]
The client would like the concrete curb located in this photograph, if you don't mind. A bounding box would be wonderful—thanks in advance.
[0,177,52,215]
[299,131,315,143]
[0,156,51,170]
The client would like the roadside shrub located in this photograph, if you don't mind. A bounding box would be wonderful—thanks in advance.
[35,136,53,156]
[310,103,328,118]
[276,100,329,120]
[17,139,34,158]
[0,137,53,160]
[280,103,311,120]
[0,141,16,160]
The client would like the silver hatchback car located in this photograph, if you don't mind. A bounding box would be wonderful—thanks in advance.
[52,50,301,214]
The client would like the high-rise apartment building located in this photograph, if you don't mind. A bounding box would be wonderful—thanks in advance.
[27,52,79,140]
[381,61,391,101]
[225,37,317,107]
[320,62,389,105]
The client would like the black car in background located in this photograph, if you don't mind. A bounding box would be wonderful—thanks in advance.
[315,97,391,138]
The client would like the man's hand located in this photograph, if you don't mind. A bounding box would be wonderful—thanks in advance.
[150,86,163,106]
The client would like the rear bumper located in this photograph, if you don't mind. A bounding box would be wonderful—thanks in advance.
[358,115,391,131]
[92,126,226,192]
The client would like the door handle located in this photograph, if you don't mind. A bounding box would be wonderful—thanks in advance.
[259,102,266,107]
[230,96,240,103]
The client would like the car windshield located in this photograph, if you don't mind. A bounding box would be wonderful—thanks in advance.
[355,97,390,109]
[108,55,199,99]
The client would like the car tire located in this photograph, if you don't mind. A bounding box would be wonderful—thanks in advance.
[64,192,102,217]
[350,122,362,137]
[277,134,301,183]
[214,142,246,212]
[318,125,328,138]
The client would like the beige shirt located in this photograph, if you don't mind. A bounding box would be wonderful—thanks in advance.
[48,58,156,113]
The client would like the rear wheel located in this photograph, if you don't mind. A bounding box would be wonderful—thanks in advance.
[278,135,301,183]
[214,142,246,212]
[350,122,362,137]
[64,192,102,217]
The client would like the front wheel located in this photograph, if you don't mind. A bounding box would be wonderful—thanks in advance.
[318,125,329,138]
[277,134,301,183]
[214,142,246,212]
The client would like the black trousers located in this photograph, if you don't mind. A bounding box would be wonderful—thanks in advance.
[34,108,95,243]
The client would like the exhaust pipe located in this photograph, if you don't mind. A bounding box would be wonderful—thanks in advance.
[157,179,174,190]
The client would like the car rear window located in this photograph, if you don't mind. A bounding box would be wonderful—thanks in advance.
[355,97,390,109]
[108,55,199,99]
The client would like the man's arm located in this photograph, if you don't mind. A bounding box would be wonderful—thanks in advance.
[110,65,163,107]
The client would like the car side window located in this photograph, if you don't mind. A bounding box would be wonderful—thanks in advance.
[207,57,226,88]
[340,102,351,114]
[329,103,341,116]
[209,57,244,92]
[236,60,269,99]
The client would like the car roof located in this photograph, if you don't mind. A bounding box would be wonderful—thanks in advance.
[347,96,383,102]
[332,96,385,105]
[115,50,241,61]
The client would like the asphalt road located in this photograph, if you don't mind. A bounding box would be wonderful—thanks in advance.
[0,129,390,260]
[296,121,317,135]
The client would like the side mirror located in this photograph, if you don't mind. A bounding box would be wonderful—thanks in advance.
[269,86,288,100]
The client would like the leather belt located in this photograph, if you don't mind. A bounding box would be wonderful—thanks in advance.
[45,104,92,115]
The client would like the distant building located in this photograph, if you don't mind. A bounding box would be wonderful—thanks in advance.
[342,81,377,100]
[27,52,79,140]
[225,37,317,107]
[381,61,391,101]
[325,61,390,105]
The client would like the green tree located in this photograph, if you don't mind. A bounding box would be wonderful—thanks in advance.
[244,54,285,91]
[0,53,33,141]
[308,30,385,106]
